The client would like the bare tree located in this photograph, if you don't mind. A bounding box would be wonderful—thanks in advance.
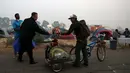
[0,17,10,28]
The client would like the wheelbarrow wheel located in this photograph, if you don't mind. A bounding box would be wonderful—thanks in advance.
[51,63,63,73]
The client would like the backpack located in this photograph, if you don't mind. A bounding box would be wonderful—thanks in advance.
[79,20,90,38]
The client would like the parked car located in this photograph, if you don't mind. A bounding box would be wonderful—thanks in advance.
[0,28,12,38]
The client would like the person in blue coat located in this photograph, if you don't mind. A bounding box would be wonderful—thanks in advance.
[12,13,36,59]
[12,13,23,58]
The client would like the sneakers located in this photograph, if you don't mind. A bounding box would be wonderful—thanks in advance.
[13,54,18,59]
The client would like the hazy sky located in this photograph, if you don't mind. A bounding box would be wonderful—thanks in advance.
[0,0,130,29]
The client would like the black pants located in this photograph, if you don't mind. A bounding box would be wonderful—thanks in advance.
[18,38,34,62]
[74,40,88,65]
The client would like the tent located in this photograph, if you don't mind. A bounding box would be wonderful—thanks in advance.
[92,27,112,40]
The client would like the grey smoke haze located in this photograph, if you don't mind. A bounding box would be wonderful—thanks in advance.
[0,0,130,29]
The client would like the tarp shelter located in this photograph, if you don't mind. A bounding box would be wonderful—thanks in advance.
[92,27,112,40]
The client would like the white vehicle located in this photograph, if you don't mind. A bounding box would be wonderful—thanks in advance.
[0,28,12,38]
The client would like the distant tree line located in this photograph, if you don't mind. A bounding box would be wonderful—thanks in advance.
[0,17,10,28]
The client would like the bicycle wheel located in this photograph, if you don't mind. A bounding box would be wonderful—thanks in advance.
[69,47,83,62]
[97,46,106,62]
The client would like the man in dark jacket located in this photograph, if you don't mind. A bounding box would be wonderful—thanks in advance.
[61,14,88,67]
[123,28,130,38]
[18,12,50,64]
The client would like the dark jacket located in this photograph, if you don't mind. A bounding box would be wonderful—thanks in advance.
[123,30,130,38]
[20,17,49,40]
[63,21,85,40]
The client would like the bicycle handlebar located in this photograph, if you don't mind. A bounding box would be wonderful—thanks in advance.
[90,33,106,42]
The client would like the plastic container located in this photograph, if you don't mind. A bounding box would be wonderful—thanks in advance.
[110,40,117,50]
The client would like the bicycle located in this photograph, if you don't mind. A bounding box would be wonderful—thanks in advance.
[70,34,106,62]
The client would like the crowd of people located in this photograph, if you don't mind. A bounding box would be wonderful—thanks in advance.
[12,12,90,67]
[113,28,130,40]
